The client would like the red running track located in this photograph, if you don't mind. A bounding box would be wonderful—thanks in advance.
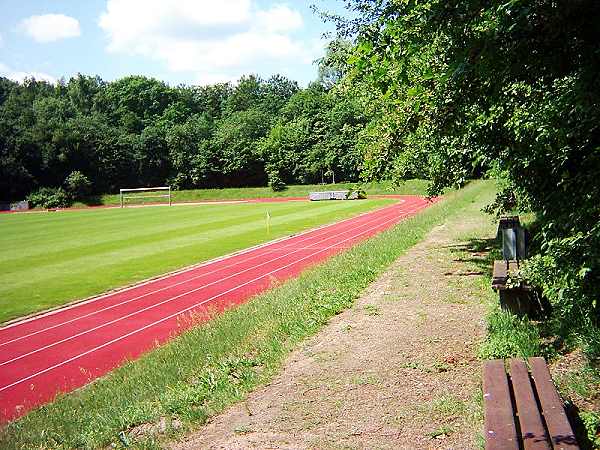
[0,196,434,423]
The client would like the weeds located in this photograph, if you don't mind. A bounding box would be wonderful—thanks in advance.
[428,425,454,439]
[363,304,381,316]
[478,309,544,359]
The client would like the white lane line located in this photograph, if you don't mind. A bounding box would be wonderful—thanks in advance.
[0,205,413,367]
[0,202,425,393]
[0,202,406,347]
[1,201,404,333]
[0,202,405,346]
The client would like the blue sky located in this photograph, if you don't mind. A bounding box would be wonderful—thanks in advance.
[0,0,345,86]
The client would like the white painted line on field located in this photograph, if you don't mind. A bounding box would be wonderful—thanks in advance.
[0,199,405,333]
[0,202,404,348]
[0,201,428,393]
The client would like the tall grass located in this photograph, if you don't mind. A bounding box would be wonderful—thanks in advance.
[0,181,494,450]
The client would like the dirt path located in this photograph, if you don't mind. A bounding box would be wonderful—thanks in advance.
[172,202,495,450]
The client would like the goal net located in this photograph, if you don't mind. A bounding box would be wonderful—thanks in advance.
[119,186,172,208]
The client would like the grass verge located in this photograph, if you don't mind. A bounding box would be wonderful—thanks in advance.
[76,179,431,207]
[0,181,492,449]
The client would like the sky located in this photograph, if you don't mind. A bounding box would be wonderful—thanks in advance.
[0,0,346,87]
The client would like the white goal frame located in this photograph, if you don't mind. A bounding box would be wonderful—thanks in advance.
[119,186,171,208]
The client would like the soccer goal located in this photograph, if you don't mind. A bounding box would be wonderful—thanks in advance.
[119,186,172,208]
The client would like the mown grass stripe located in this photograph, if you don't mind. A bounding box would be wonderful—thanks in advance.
[1,201,334,254]
[0,201,359,273]
[2,201,391,296]
[0,200,392,323]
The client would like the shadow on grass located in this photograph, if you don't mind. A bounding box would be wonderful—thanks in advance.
[565,403,596,450]
[79,194,104,206]
[443,237,498,276]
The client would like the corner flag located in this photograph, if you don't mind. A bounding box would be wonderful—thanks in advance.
[266,211,271,234]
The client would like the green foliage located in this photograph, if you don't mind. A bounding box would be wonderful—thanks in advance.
[0,72,364,201]
[316,38,353,89]
[259,83,366,185]
[64,170,91,200]
[267,171,286,192]
[338,0,600,353]
[347,186,367,200]
[213,108,270,185]
[479,309,543,360]
[579,411,600,448]
[26,187,72,209]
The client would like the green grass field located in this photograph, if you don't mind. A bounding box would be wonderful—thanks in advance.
[0,199,394,324]
[75,179,430,207]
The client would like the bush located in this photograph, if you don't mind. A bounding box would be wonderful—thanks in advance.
[580,411,600,448]
[27,187,72,209]
[268,171,286,192]
[64,171,92,200]
[347,186,367,199]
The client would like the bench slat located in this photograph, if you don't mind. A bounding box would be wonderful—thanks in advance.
[529,357,579,450]
[492,260,509,289]
[509,359,551,450]
[484,359,519,450]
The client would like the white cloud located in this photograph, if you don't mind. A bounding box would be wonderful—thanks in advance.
[0,62,57,84]
[99,0,316,84]
[20,14,81,43]
[255,4,303,33]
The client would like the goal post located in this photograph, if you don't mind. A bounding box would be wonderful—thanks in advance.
[119,186,172,208]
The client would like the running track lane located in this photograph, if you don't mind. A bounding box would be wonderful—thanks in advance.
[0,196,434,423]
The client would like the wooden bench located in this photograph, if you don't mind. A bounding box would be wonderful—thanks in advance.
[492,260,522,290]
[492,260,547,317]
[484,357,579,449]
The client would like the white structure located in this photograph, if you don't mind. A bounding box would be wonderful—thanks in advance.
[119,186,171,208]
[309,191,359,201]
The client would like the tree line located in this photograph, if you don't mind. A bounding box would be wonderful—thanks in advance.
[0,72,365,205]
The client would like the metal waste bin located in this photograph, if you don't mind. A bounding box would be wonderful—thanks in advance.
[496,216,527,261]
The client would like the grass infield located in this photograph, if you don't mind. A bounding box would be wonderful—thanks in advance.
[0,180,493,450]
[0,198,395,324]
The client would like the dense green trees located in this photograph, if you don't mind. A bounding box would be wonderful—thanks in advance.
[336,0,600,352]
[0,73,366,203]
[259,82,366,187]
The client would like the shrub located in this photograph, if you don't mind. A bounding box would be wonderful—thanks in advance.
[267,171,286,192]
[27,187,72,209]
[347,187,367,199]
[64,171,92,200]
[580,411,600,448]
